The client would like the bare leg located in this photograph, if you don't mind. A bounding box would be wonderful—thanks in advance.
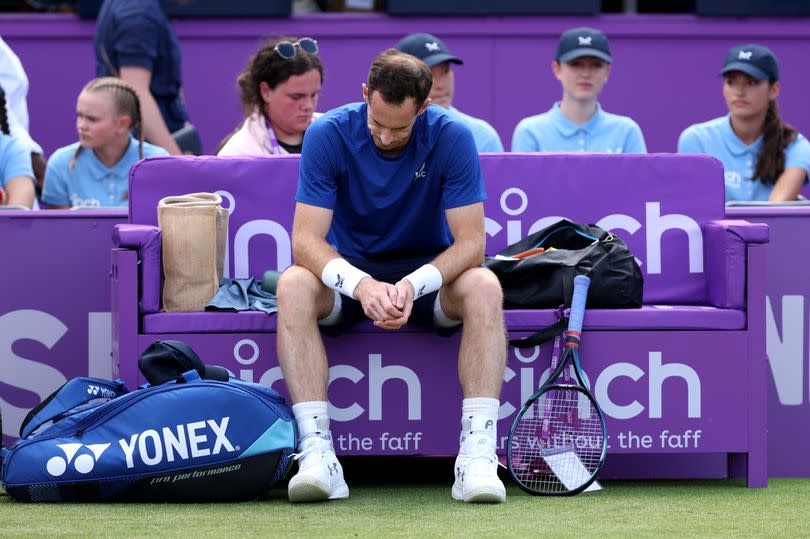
[275,265,336,403]
[440,267,506,398]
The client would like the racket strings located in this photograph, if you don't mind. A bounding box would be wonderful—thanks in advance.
[510,388,604,493]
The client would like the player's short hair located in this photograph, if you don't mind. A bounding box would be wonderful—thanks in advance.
[367,49,432,109]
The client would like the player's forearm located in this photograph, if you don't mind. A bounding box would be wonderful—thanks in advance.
[292,231,342,278]
[430,232,485,285]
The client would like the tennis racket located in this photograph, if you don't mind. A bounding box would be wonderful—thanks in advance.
[507,274,607,495]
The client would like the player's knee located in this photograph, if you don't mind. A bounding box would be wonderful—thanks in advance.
[276,265,321,313]
[462,268,503,315]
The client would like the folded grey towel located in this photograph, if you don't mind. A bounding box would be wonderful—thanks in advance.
[205,278,277,315]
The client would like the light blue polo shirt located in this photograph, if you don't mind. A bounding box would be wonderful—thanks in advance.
[678,115,810,202]
[445,106,504,153]
[511,102,647,154]
[297,102,485,261]
[42,136,168,208]
[0,133,35,188]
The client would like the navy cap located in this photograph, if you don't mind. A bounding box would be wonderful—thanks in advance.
[394,33,463,68]
[138,340,230,386]
[556,27,612,64]
[721,44,779,82]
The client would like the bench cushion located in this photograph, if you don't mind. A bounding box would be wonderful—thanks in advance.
[142,305,744,334]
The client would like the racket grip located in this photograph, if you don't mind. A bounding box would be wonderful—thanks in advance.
[567,275,591,336]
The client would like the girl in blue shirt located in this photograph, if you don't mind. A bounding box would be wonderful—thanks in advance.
[678,44,810,202]
[43,77,167,208]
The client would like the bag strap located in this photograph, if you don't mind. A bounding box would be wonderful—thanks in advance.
[19,378,128,439]
[508,316,568,349]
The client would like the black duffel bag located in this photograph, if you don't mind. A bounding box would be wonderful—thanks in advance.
[485,219,643,310]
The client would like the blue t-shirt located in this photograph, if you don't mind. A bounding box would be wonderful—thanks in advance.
[296,102,486,261]
[678,115,810,202]
[511,102,647,154]
[0,133,34,188]
[94,0,187,133]
[42,136,168,208]
[445,106,504,153]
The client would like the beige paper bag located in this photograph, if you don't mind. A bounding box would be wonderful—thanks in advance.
[158,192,228,311]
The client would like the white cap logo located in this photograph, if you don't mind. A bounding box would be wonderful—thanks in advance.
[578,36,592,46]
[738,50,752,61]
[425,42,440,52]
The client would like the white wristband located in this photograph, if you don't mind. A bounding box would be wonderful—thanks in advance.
[321,258,370,299]
[403,264,443,299]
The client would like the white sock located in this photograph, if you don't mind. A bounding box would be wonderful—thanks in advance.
[460,397,499,446]
[292,401,330,447]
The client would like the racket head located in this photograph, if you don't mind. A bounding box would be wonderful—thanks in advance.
[507,382,607,496]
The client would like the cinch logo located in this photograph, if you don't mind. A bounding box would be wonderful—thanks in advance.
[738,50,752,61]
[46,443,111,476]
[119,417,236,469]
[87,385,116,399]
[578,36,592,46]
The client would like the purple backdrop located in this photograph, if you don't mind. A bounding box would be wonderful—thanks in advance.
[2,14,810,157]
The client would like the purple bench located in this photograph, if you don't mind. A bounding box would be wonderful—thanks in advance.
[112,153,769,486]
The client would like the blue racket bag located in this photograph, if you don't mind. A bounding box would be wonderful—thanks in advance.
[0,373,297,502]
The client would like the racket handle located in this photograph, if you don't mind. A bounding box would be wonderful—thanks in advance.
[568,275,591,336]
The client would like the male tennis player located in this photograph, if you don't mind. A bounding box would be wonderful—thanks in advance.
[276,49,507,504]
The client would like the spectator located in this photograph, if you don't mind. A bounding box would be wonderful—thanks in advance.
[42,78,167,209]
[276,50,507,504]
[678,44,810,202]
[94,0,187,155]
[218,37,323,156]
[0,37,46,192]
[394,32,503,152]
[0,90,35,209]
[512,27,646,154]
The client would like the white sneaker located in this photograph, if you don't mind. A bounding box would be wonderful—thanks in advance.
[288,436,349,503]
[452,434,506,503]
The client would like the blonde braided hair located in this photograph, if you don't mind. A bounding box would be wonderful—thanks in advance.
[70,77,144,171]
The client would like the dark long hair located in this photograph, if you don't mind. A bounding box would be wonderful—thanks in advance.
[0,86,10,135]
[755,97,798,185]
[236,37,324,118]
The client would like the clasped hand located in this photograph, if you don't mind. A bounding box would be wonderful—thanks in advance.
[354,277,414,330]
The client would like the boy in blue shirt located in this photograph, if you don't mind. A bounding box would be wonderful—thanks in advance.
[395,32,504,153]
[512,27,646,154]
[277,49,507,504]
[678,44,810,202]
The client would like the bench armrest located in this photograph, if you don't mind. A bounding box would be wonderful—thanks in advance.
[112,224,161,313]
[704,219,769,309]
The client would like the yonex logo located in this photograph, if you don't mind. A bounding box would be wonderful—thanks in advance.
[328,463,339,476]
[46,443,111,476]
[484,419,494,430]
[335,274,345,289]
[119,417,236,469]
[738,50,752,61]
[87,384,116,399]
[424,42,440,52]
[578,36,592,46]
[414,162,426,181]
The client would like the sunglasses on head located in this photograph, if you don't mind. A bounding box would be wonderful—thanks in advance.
[274,38,319,60]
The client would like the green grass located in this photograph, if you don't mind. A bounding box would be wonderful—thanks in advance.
[2,475,809,538]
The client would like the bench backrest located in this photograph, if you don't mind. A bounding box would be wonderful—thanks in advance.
[129,153,725,304]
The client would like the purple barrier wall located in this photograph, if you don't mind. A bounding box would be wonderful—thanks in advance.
[2,14,810,157]
[0,210,126,447]
[129,153,723,305]
[727,206,810,478]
